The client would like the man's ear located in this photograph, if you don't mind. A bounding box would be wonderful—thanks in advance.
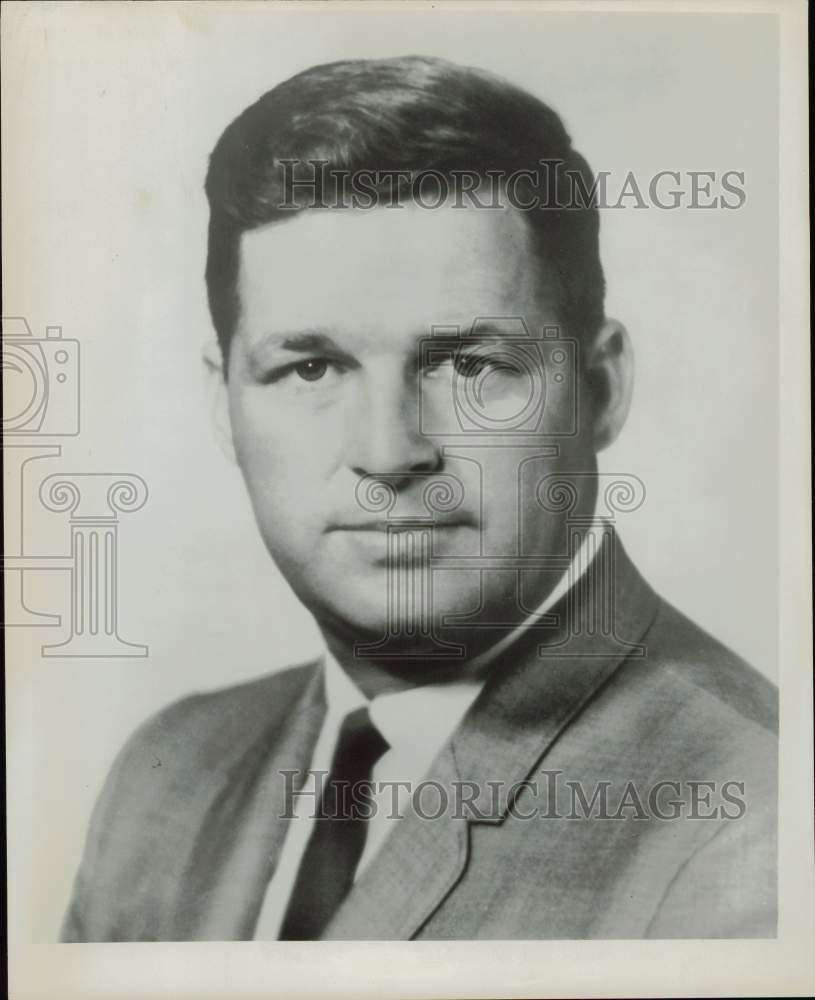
[202,341,237,463]
[583,318,634,451]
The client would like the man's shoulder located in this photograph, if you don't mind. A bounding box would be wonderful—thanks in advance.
[124,659,322,775]
[641,595,777,737]
[96,660,322,829]
[598,537,777,751]
[62,660,322,941]
[592,590,778,793]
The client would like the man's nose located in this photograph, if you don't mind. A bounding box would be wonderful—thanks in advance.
[347,372,442,480]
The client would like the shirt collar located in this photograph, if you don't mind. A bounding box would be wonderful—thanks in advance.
[322,648,368,718]
[321,651,481,773]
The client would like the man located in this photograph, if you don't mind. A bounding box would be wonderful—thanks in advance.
[62,55,777,941]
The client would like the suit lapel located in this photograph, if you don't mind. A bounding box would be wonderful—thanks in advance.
[452,534,660,822]
[323,534,660,938]
[320,746,469,940]
[174,664,326,940]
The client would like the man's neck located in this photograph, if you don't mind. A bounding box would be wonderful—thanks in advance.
[319,632,480,699]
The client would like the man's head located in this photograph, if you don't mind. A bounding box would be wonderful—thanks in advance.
[205,55,606,368]
[202,56,633,665]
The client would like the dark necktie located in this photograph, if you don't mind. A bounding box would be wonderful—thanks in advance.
[278,705,389,940]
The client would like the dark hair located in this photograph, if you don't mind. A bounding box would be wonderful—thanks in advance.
[204,55,605,365]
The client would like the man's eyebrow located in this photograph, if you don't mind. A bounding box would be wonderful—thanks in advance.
[249,329,340,355]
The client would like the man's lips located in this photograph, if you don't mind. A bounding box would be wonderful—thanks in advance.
[326,519,476,533]
[324,518,478,567]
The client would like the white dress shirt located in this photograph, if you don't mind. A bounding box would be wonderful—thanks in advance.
[253,516,603,939]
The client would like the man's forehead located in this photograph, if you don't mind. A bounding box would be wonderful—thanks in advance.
[241,196,532,251]
[237,202,553,342]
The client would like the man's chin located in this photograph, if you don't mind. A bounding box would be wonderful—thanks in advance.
[304,570,500,655]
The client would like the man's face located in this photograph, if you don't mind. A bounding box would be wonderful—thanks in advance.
[221,202,599,654]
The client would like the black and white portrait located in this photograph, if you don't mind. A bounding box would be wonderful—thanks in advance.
[4,3,811,997]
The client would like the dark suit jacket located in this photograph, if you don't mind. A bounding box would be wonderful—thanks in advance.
[62,538,777,940]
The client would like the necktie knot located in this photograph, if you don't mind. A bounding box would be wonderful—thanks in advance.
[336,705,390,774]
[318,706,389,821]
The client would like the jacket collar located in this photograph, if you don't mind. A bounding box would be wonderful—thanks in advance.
[323,530,660,938]
[450,530,658,821]
[174,664,326,939]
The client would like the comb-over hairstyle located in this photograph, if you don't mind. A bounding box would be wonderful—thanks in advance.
[205,55,605,364]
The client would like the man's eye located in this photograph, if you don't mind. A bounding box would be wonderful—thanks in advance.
[257,356,342,388]
[294,359,329,382]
